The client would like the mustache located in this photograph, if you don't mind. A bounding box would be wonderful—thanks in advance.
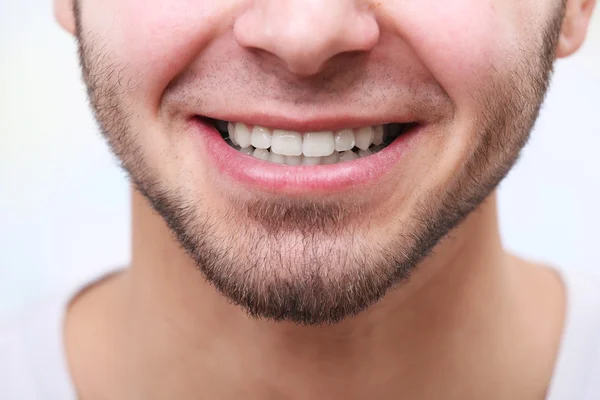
[161,56,453,125]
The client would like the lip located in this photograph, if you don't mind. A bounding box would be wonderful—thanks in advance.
[197,112,420,133]
[189,117,422,195]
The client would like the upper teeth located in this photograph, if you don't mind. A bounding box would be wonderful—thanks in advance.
[227,123,384,158]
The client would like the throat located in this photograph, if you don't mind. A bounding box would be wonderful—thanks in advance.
[85,193,545,400]
[115,261,518,400]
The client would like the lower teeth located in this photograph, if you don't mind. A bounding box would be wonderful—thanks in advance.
[227,141,387,166]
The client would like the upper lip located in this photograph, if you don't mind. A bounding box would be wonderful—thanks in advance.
[195,112,419,132]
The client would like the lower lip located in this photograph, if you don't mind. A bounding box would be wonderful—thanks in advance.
[190,119,422,194]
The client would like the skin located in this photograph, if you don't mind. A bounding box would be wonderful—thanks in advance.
[54,0,595,399]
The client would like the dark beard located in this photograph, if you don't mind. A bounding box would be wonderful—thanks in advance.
[73,2,564,325]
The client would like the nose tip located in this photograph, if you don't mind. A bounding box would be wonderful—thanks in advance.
[233,1,380,76]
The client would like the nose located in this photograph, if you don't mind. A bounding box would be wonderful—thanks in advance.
[234,0,380,76]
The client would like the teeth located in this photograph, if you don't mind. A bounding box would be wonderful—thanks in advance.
[339,150,359,162]
[371,144,385,153]
[302,155,322,166]
[271,129,303,156]
[373,125,384,146]
[358,149,373,158]
[322,152,340,165]
[251,126,272,149]
[240,146,254,156]
[285,155,303,166]
[220,121,396,165]
[303,131,335,157]
[355,127,374,150]
[227,122,238,146]
[252,148,271,161]
[269,152,286,164]
[234,123,252,148]
[334,129,355,152]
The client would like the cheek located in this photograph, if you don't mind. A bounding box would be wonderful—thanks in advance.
[380,1,542,186]
[384,0,520,103]
[83,0,236,112]
[389,0,553,108]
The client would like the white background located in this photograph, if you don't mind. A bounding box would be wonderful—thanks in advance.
[1,2,599,320]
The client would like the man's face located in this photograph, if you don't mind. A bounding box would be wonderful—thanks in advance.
[73,0,564,324]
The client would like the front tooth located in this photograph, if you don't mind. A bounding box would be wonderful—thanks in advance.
[302,155,322,165]
[251,126,272,149]
[334,129,355,152]
[285,155,302,165]
[234,123,252,148]
[373,125,384,146]
[322,152,340,165]
[269,152,286,164]
[227,122,238,146]
[252,148,270,161]
[271,129,303,156]
[339,151,359,162]
[355,127,374,150]
[303,131,335,157]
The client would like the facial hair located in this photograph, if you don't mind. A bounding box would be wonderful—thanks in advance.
[74,1,565,325]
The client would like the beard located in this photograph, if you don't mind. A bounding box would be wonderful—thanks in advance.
[74,2,564,325]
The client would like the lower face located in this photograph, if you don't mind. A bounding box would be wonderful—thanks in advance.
[76,0,564,324]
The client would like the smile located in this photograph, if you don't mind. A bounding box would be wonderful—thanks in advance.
[207,118,416,166]
[191,116,422,194]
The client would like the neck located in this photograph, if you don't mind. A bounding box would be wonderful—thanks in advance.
[67,190,564,400]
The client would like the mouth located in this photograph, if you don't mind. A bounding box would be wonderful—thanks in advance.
[190,116,422,194]
[205,118,417,166]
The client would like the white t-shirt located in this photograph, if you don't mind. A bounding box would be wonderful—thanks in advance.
[1,267,600,400]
